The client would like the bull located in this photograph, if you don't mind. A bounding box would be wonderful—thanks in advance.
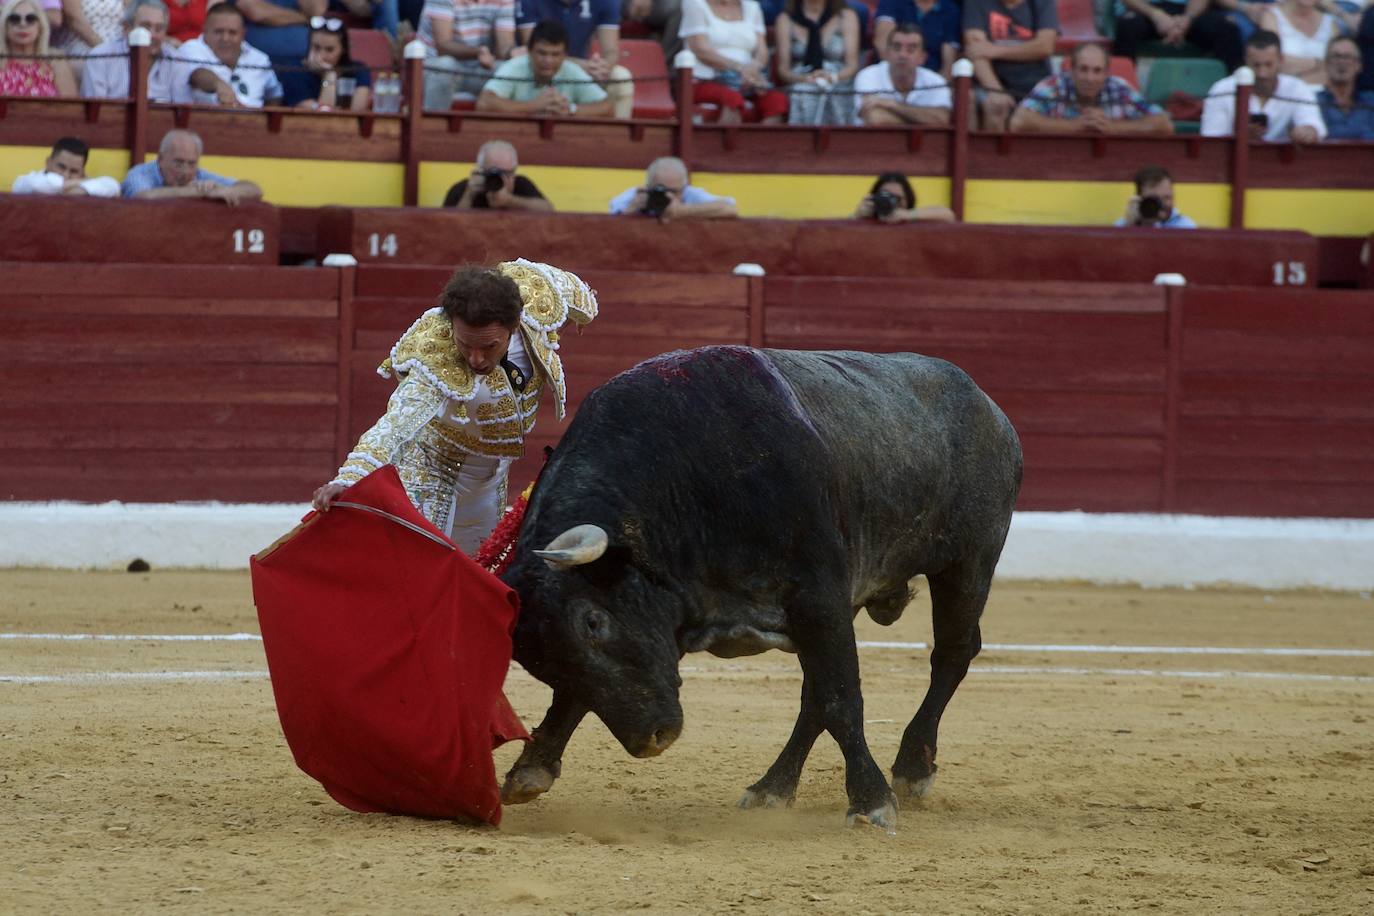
[499,346,1022,829]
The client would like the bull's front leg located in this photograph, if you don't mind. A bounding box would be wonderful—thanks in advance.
[500,690,587,804]
[788,591,898,831]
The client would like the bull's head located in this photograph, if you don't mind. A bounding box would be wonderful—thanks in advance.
[513,523,684,759]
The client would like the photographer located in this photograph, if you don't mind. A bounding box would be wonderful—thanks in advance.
[1116,165,1196,229]
[608,156,738,221]
[851,171,955,223]
[442,139,554,211]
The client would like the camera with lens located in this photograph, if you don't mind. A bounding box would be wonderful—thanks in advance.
[871,189,901,220]
[481,168,506,193]
[641,184,672,218]
[1137,195,1165,221]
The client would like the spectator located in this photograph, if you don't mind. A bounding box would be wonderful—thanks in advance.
[442,138,554,209]
[1,0,75,95]
[418,0,515,110]
[477,19,614,114]
[517,0,634,118]
[332,0,401,37]
[608,154,737,218]
[962,0,1058,132]
[1319,34,1374,137]
[1009,43,1174,134]
[873,0,962,77]
[1112,0,1243,73]
[165,0,208,46]
[624,0,682,62]
[38,0,59,31]
[10,136,120,196]
[1115,165,1198,227]
[122,128,265,203]
[851,171,956,222]
[281,16,373,109]
[854,23,951,125]
[54,0,123,63]
[174,3,284,107]
[240,0,326,71]
[1202,29,1327,141]
[679,0,787,124]
[82,0,177,102]
[775,0,861,125]
[1258,0,1343,84]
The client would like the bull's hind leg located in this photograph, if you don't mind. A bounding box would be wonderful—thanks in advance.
[738,672,824,809]
[891,556,994,802]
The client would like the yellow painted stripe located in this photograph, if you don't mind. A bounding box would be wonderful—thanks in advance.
[1245,189,1374,237]
[3,145,1368,236]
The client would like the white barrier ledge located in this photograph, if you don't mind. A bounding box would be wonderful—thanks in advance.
[0,503,1371,590]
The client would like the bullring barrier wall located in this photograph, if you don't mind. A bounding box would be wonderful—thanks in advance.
[3,256,1371,518]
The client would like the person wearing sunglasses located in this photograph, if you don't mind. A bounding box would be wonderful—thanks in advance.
[282,15,373,109]
[1,0,76,95]
[173,2,283,106]
[1318,34,1374,138]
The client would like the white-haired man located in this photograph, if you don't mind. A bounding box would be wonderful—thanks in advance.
[121,129,264,204]
[81,0,176,101]
[442,139,554,211]
[608,156,737,221]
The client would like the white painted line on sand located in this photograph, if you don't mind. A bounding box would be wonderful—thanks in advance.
[974,665,1374,684]
[5,633,1370,658]
[0,633,263,642]
[0,669,268,685]
[859,641,1374,658]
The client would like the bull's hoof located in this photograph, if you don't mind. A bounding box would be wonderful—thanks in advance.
[737,787,794,810]
[892,772,936,802]
[500,765,556,805]
[845,798,898,835]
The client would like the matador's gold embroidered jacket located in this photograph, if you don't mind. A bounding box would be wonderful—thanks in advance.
[329,259,598,535]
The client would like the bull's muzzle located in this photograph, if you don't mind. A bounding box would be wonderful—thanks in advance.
[630,721,682,758]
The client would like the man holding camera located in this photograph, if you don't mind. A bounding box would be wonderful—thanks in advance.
[1115,165,1197,229]
[442,139,554,211]
[607,156,738,221]
[1201,30,1327,143]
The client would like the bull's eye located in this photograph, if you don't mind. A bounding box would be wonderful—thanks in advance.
[582,606,610,642]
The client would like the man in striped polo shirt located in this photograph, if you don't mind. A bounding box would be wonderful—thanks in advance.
[420,0,516,110]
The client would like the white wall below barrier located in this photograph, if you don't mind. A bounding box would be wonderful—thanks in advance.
[0,503,1371,591]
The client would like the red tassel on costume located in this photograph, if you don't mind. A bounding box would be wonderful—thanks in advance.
[475,491,529,576]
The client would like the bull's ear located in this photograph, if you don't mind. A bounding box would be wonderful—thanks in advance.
[533,524,609,569]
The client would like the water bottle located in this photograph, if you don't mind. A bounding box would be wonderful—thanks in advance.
[374,72,401,114]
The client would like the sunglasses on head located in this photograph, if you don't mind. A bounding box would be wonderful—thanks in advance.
[7,12,40,25]
[310,16,344,31]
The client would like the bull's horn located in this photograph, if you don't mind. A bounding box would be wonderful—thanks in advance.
[533,524,609,569]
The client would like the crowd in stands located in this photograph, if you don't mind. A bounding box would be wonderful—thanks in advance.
[1,0,1372,138]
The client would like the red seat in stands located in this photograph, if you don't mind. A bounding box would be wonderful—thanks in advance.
[348,28,393,73]
[616,38,676,120]
[1055,0,1109,53]
[1059,53,1141,90]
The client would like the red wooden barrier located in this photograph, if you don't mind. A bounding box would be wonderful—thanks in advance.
[764,276,1171,511]
[0,194,281,265]
[1171,287,1374,518]
[316,207,1317,288]
[0,262,339,502]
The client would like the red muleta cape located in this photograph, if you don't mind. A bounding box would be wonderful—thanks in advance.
[250,465,529,826]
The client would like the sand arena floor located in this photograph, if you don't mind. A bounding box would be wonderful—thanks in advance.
[2,570,1372,914]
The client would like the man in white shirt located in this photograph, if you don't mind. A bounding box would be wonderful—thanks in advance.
[608,156,737,220]
[172,2,284,108]
[10,137,121,197]
[853,23,953,126]
[1201,29,1327,143]
[81,0,176,102]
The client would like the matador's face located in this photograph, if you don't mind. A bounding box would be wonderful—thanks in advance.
[453,319,514,375]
